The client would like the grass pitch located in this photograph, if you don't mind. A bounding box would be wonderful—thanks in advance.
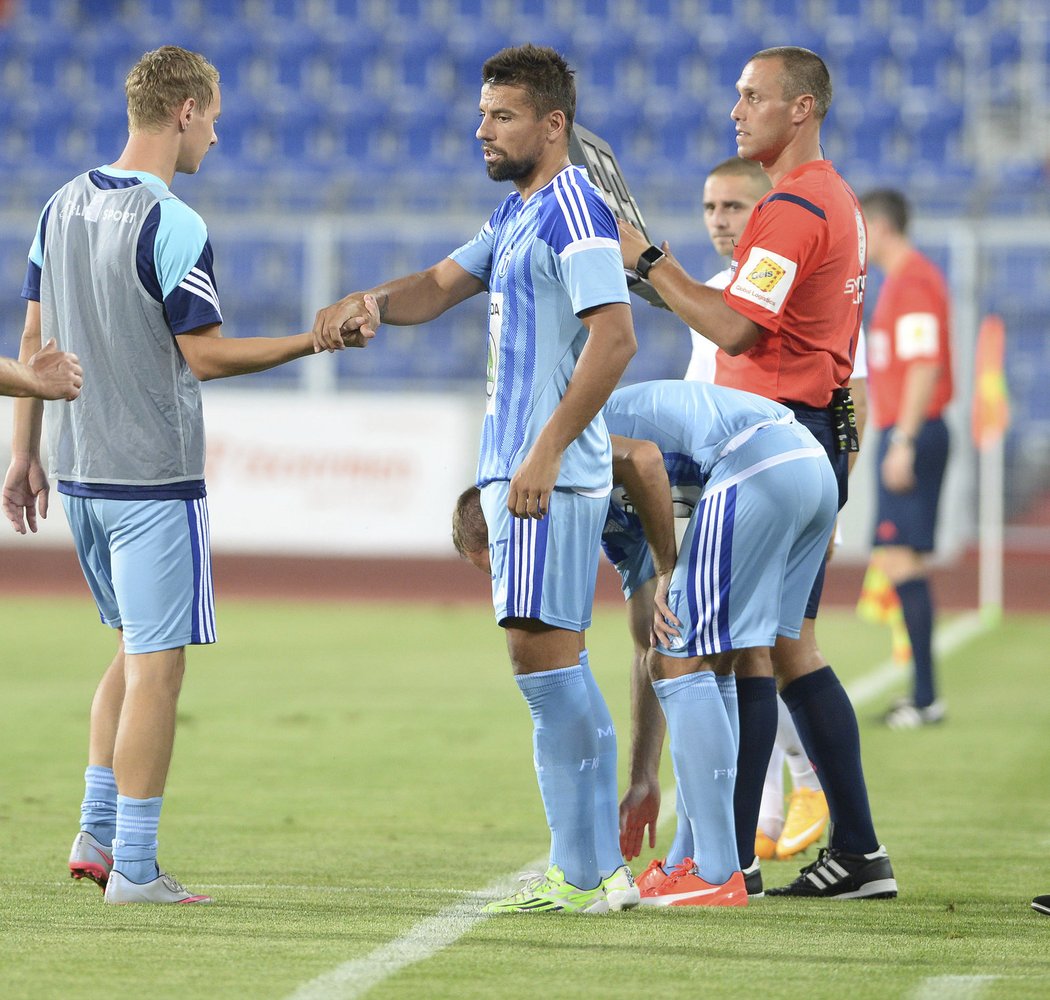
[3,594,1049,999]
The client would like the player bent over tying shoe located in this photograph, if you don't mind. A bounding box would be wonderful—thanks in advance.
[605,380,840,907]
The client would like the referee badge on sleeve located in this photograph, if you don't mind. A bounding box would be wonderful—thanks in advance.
[730,246,798,315]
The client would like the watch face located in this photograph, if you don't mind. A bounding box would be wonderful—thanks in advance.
[637,246,664,277]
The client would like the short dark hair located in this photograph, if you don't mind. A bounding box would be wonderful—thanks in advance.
[481,43,576,132]
[750,46,832,121]
[860,189,910,234]
[452,485,488,558]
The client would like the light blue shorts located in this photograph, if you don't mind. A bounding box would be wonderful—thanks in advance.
[62,495,217,654]
[480,482,606,631]
[658,422,837,658]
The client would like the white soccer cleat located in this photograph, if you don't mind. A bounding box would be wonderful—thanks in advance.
[602,864,641,911]
[69,831,114,890]
[104,869,213,905]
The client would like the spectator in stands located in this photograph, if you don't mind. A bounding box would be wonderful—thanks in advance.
[314,44,638,915]
[0,340,81,401]
[860,188,953,729]
[2,45,376,906]
[617,45,895,899]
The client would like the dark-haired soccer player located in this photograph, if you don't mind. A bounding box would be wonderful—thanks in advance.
[314,44,637,914]
[3,46,375,905]
[617,46,895,899]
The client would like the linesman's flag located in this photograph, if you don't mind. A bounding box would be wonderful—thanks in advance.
[856,562,912,665]
[971,314,1011,448]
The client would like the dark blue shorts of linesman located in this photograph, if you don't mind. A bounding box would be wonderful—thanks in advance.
[872,417,950,553]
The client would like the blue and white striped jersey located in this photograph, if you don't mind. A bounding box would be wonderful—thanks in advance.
[603,380,797,487]
[450,165,629,493]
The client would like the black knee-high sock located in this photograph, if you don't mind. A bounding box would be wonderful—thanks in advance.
[896,577,936,708]
[780,666,878,855]
[733,676,778,867]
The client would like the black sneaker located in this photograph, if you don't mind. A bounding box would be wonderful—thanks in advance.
[742,855,763,898]
[1032,894,1050,916]
[765,845,898,899]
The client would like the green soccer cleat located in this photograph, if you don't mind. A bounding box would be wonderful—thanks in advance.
[483,865,609,915]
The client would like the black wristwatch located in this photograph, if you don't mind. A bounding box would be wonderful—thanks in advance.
[634,244,666,279]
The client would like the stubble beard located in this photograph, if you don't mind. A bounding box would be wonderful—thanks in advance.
[485,151,539,183]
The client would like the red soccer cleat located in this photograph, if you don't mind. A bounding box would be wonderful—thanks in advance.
[639,858,748,907]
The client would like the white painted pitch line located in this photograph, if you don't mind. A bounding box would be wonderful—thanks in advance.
[284,859,545,1000]
[912,975,999,999]
[845,611,986,707]
[285,611,992,1000]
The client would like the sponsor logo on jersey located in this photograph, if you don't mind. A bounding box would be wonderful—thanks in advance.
[746,257,786,293]
[730,247,798,314]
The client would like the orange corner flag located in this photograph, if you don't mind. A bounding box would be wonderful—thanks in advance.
[972,315,1011,449]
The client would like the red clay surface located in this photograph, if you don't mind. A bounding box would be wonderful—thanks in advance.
[1,545,1045,612]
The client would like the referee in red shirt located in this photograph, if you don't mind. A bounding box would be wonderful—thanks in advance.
[619,46,895,899]
[861,188,953,730]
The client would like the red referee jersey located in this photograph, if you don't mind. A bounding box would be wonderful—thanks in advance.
[866,248,953,430]
[716,160,865,408]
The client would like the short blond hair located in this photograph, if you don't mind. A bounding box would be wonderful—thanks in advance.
[125,46,219,133]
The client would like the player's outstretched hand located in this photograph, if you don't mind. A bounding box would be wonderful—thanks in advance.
[313,292,376,353]
[340,293,381,349]
[619,780,660,860]
[28,338,83,400]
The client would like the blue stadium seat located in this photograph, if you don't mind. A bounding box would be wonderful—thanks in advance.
[704,35,766,88]
[906,102,964,166]
[833,34,892,91]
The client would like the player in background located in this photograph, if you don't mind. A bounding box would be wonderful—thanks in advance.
[618,46,894,899]
[314,44,638,914]
[860,189,953,729]
[3,46,376,905]
[0,340,81,401]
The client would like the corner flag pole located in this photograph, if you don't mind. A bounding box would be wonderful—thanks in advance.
[971,315,1010,625]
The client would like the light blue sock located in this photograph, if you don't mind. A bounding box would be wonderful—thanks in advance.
[665,781,693,870]
[653,671,739,886]
[664,675,736,872]
[113,794,163,884]
[515,665,600,891]
[80,765,117,846]
[716,673,740,753]
[579,649,624,877]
